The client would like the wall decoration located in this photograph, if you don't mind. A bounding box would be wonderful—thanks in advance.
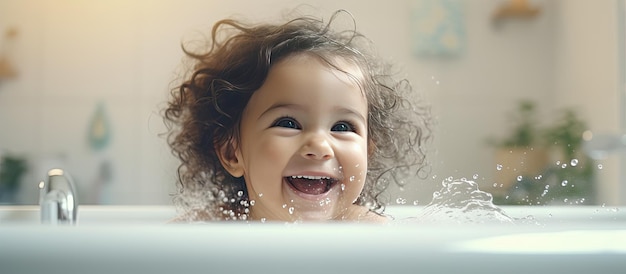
[411,0,465,57]
[0,27,18,80]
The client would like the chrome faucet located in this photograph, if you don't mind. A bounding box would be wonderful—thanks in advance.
[39,168,78,225]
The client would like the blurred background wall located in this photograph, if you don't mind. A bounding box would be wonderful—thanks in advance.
[0,0,623,206]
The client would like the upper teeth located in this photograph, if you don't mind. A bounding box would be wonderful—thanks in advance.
[291,175,331,180]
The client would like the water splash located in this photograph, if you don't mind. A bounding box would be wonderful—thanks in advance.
[402,178,516,224]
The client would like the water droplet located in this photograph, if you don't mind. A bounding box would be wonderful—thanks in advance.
[258,193,264,197]
[564,198,569,203]
[601,203,606,208]
[250,200,255,206]
[288,207,294,214]
[396,198,407,205]
[555,160,561,166]
[340,184,346,191]
[561,180,568,187]
[493,183,498,187]
[516,175,523,182]
[598,164,603,170]
[349,176,355,182]
[260,218,266,223]
[496,164,503,170]
[570,159,578,166]
[237,191,244,197]
[446,176,454,182]
[472,174,479,180]
[282,204,287,208]
[413,200,419,206]
[545,185,550,189]
[505,195,510,200]
[561,164,567,169]
[355,164,359,168]
[432,175,438,180]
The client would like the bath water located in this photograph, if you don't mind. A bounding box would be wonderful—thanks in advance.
[397,178,520,224]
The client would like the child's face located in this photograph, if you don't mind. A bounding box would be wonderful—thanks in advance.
[229,54,369,221]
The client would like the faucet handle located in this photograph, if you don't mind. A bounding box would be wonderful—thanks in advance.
[39,169,78,225]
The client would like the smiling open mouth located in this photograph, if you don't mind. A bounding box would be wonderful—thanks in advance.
[286,175,338,195]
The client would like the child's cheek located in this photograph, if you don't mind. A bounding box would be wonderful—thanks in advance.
[340,140,368,198]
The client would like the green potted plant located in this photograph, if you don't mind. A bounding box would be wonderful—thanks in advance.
[0,154,28,204]
[487,100,549,197]
[539,109,594,204]
[494,107,595,205]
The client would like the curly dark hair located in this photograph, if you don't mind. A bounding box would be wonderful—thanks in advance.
[164,10,431,221]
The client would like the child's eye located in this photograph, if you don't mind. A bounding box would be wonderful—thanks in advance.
[331,121,356,132]
[272,117,301,129]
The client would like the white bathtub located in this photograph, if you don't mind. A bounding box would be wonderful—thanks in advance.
[0,205,624,274]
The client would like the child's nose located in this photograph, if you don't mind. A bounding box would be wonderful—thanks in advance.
[300,134,334,160]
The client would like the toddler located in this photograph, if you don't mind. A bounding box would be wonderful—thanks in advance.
[164,10,431,222]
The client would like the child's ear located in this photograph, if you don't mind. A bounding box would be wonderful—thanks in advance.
[216,139,244,178]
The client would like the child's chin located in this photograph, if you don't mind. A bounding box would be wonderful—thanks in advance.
[289,205,345,221]
[281,180,346,220]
